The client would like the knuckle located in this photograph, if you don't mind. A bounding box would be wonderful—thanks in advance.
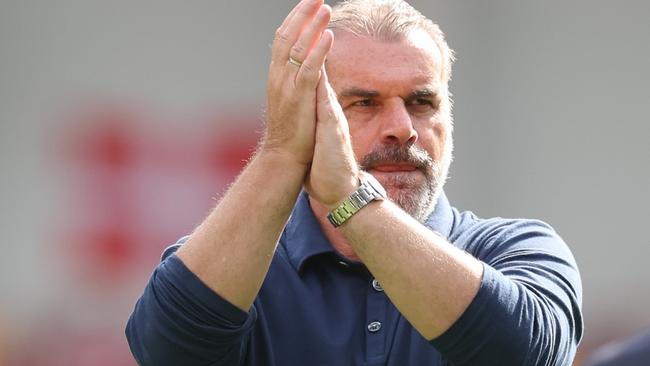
[274,28,290,43]
[296,75,317,89]
[300,62,316,76]
[320,100,333,113]
[290,43,306,57]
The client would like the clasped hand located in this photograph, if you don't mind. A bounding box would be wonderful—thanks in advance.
[262,0,359,209]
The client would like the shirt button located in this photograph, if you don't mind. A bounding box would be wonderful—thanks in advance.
[371,279,383,292]
[337,260,350,268]
[367,321,382,333]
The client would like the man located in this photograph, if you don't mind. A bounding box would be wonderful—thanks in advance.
[126,0,583,365]
[585,329,650,366]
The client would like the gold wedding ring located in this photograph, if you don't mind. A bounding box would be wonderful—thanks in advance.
[288,57,303,67]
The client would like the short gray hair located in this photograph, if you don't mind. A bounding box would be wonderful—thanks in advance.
[329,0,455,82]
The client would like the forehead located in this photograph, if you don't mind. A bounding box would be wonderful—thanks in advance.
[326,29,444,93]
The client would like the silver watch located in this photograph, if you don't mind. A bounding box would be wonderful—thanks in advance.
[327,171,387,228]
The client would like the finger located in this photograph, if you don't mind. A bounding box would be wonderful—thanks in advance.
[316,64,341,118]
[295,29,334,90]
[318,67,353,146]
[271,0,323,65]
[316,66,340,128]
[287,5,331,68]
[326,74,342,115]
[277,0,306,35]
[315,67,357,174]
[316,65,329,109]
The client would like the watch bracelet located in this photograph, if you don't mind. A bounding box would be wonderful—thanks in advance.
[327,178,381,227]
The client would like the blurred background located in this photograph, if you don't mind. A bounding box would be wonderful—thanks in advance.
[1,0,648,364]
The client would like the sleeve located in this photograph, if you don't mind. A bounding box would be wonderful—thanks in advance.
[125,243,257,366]
[430,219,584,366]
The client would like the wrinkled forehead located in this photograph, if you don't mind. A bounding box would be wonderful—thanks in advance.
[326,29,445,91]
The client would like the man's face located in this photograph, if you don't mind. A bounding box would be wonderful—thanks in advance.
[326,29,453,222]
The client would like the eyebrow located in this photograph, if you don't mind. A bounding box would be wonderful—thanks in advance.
[338,87,439,100]
[408,88,438,99]
[338,87,380,99]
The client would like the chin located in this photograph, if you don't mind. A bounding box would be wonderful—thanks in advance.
[386,184,439,223]
[369,168,445,223]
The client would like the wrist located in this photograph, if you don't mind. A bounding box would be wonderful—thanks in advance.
[323,173,359,211]
[256,146,311,172]
[326,171,387,228]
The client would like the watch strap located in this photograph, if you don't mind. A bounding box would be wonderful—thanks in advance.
[327,172,386,228]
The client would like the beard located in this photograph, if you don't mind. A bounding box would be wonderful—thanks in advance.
[359,143,448,223]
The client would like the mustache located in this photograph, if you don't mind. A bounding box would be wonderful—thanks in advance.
[359,144,434,172]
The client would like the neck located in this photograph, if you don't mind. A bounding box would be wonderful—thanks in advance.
[308,196,360,262]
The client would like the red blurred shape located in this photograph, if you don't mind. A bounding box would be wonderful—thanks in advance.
[84,230,133,273]
[87,122,133,167]
[210,128,258,176]
[61,106,136,166]
[57,104,259,285]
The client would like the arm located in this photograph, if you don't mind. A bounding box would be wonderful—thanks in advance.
[126,1,334,364]
[307,68,482,340]
[176,0,333,313]
[175,151,307,310]
[343,205,582,365]
[307,69,582,365]
[339,200,482,340]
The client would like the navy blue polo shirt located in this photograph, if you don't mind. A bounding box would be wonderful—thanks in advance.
[126,192,583,365]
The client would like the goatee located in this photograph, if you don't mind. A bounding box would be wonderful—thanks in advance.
[359,143,445,223]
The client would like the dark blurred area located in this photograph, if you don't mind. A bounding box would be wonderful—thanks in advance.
[1,1,648,365]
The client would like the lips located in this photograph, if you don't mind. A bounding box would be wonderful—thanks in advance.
[369,163,418,173]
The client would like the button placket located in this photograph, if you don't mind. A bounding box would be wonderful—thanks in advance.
[365,278,388,362]
[337,260,350,268]
[367,321,382,332]
[371,279,383,292]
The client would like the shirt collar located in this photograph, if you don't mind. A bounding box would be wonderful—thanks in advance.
[423,192,455,239]
[281,190,455,272]
[282,192,336,272]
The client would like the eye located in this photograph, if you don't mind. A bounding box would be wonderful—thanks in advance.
[407,98,434,107]
[405,98,438,115]
[351,99,377,107]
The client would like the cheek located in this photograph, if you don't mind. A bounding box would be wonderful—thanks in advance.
[417,121,450,160]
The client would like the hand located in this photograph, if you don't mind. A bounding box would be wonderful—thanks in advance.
[261,0,333,167]
[305,67,360,209]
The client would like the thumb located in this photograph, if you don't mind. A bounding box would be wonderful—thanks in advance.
[316,66,342,123]
[316,66,330,118]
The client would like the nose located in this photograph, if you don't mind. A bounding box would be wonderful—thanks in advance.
[379,99,418,146]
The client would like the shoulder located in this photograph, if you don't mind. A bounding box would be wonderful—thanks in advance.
[448,208,576,268]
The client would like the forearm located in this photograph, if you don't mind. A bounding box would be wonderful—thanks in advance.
[176,150,307,311]
[432,263,581,365]
[340,201,581,364]
[127,1,339,363]
[173,0,335,313]
[340,199,483,340]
